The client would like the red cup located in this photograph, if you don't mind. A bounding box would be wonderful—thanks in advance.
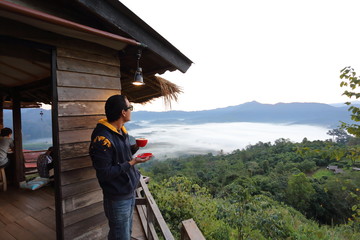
[137,153,153,159]
[136,138,148,147]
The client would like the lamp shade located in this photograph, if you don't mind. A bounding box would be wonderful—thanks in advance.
[132,67,145,86]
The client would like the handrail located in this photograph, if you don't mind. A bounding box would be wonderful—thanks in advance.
[181,219,206,240]
[136,176,175,240]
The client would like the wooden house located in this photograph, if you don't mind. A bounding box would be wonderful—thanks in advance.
[0,0,192,239]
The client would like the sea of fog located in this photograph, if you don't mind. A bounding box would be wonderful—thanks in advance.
[128,122,331,159]
[22,122,331,158]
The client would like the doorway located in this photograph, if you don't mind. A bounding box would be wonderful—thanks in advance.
[0,36,57,239]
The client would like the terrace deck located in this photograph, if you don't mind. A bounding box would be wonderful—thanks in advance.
[0,186,146,240]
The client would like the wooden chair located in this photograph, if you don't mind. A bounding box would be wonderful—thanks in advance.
[0,167,7,191]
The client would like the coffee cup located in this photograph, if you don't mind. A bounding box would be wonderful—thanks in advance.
[136,138,148,147]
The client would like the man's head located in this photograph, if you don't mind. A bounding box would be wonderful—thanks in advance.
[105,95,133,122]
[47,146,53,153]
[0,127,12,137]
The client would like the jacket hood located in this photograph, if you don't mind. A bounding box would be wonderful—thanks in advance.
[98,118,128,135]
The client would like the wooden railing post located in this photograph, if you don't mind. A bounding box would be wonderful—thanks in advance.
[146,202,155,240]
[136,176,175,240]
[181,219,206,240]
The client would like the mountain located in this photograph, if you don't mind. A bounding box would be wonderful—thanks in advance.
[131,101,353,128]
[330,101,360,107]
[3,102,354,141]
[3,108,52,141]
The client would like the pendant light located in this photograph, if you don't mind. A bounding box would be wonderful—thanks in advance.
[132,49,145,86]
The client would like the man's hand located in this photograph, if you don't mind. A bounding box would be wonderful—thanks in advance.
[129,155,152,166]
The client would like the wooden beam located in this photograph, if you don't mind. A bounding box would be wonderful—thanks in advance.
[0,98,3,129]
[51,48,64,240]
[16,78,50,92]
[0,43,50,63]
[12,91,25,185]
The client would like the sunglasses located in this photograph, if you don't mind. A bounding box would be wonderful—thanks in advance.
[125,105,134,111]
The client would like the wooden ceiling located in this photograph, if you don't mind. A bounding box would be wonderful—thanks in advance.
[0,37,52,105]
[0,0,191,107]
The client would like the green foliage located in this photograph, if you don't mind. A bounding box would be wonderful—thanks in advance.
[150,176,230,240]
[312,169,333,179]
[323,173,360,224]
[340,66,360,137]
[327,128,351,144]
[145,138,360,239]
[286,173,315,214]
[348,189,360,231]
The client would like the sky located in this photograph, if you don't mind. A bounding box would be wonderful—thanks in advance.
[121,0,360,112]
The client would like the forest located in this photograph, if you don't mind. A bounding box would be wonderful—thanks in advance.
[139,130,360,239]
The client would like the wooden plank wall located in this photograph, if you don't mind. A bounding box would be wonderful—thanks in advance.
[56,46,121,240]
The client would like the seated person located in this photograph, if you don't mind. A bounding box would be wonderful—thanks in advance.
[37,147,54,178]
[0,127,14,168]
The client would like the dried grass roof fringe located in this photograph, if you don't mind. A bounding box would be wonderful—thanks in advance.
[154,76,183,109]
[121,73,182,108]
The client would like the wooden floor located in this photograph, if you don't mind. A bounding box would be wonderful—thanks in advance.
[0,185,56,240]
[0,185,146,240]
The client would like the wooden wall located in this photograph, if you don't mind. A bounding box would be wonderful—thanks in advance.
[56,46,121,239]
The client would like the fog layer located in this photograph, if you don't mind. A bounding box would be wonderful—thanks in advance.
[129,122,330,159]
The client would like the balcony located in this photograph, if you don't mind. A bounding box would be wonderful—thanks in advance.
[0,175,204,240]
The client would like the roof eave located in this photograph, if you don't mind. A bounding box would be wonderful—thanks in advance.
[75,0,193,73]
[0,0,141,50]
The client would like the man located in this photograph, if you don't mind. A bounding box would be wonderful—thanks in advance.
[37,146,54,178]
[89,95,151,240]
[0,128,14,168]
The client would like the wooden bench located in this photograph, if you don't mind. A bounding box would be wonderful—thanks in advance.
[23,150,46,175]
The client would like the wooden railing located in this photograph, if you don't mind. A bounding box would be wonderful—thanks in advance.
[136,176,175,240]
[181,219,206,240]
[23,150,46,175]
[136,177,206,240]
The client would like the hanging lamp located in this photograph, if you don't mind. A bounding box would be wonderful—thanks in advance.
[132,49,145,86]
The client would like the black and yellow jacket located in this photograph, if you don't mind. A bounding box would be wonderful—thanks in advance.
[89,119,140,200]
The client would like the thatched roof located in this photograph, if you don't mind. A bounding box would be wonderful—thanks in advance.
[121,75,182,107]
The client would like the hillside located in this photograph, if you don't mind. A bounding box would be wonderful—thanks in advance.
[143,138,360,239]
[3,108,52,141]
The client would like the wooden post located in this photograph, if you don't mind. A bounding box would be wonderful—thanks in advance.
[181,219,206,240]
[0,98,3,129]
[52,48,65,240]
[12,91,25,185]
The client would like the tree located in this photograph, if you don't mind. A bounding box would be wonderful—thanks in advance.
[347,146,360,166]
[327,128,351,144]
[340,66,360,137]
[150,176,230,240]
[286,173,315,214]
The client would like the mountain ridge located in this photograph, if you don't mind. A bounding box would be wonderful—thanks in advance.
[131,101,353,128]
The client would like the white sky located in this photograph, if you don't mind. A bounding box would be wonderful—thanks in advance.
[121,0,360,112]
